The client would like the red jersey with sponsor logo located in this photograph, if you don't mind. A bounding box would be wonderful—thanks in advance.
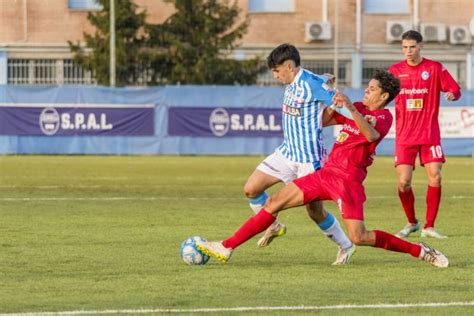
[323,102,393,183]
[388,58,461,145]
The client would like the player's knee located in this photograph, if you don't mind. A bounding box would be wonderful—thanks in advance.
[428,173,441,186]
[398,179,412,192]
[243,182,259,198]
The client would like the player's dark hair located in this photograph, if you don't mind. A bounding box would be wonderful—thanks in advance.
[373,69,400,105]
[401,30,423,43]
[267,44,301,69]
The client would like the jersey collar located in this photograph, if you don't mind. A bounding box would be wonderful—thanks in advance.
[291,68,304,85]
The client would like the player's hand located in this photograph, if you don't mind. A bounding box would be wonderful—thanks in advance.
[364,115,377,127]
[333,91,347,107]
[334,91,355,112]
[445,92,455,101]
[331,90,343,108]
[323,73,336,85]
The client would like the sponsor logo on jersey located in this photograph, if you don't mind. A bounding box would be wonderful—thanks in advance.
[336,131,349,143]
[406,99,423,110]
[398,74,409,77]
[322,83,331,92]
[421,71,430,80]
[288,94,305,104]
[282,104,302,116]
[399,88,429,95]
[342,123,360,135]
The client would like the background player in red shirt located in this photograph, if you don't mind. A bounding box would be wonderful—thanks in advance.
[389,30,461,239]
[196,70,449,268]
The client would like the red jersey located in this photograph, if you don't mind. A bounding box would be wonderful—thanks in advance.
[389,58,461,145]
[324,102,393,183]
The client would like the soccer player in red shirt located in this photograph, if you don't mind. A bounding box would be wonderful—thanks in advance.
[389,30,461,239]
[196,70,449,268]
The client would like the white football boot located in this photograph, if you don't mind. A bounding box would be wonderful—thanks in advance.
[418,243,449,268]
[257,222,287,247]
[395,222,420,238]
[195,241,233,263]
[421,227,448,239]
[332,243,356,265]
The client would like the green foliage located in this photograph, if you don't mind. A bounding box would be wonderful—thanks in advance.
[68,0,151,86]
[0,155,473,314]
[147,0,265,84]
[69,0,265,86]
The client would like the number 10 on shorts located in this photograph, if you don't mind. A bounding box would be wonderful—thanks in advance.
[430,145,443,159]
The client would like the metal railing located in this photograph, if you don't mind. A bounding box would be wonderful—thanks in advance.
[362,60,396,84]
[7,58,466,87]
[7,59,96,85]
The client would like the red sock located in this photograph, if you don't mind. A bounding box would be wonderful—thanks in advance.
[374,230,421,258]
[425,185,441,228]
[398,188,417,224]
[222,209,276,249]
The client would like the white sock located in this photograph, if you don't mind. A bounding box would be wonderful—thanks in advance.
[318,212,352,249]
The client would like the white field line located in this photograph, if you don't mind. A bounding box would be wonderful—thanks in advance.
[1,301,473,315]
[0,197,234,202]
[0,195,473,202]
[1,175,473,184]
[0,179,474,189]
[0,184,239,189]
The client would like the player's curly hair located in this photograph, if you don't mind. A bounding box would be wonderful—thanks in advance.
[373,69,400,105]
[267,44,301,69]
[402,30,423,43]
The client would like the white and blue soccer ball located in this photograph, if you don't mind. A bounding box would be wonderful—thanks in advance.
[180,236,210,265]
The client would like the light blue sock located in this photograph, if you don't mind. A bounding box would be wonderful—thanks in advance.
[249,192,268,213]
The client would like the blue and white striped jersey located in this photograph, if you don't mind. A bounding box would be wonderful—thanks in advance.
[276,68,335,165]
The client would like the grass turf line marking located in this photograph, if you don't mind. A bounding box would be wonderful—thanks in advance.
[2,301,473,315]
[1,179,473,184]
[1,195,473,202]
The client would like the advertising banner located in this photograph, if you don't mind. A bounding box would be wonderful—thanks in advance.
[0,103,155,136]
[168,107,283,137]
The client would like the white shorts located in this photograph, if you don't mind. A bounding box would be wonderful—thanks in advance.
[256,150,322,185]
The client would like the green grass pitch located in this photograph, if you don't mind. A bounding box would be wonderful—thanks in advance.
[0,155,472,315]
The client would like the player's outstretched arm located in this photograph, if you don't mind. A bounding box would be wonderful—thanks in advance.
[333,92,380,142]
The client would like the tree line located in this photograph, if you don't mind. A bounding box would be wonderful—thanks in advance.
[69,0,266,86]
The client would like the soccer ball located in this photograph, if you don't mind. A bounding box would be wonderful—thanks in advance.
[180,236,210,265]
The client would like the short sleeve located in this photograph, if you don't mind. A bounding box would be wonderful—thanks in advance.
[307,78,335,107]
[374,110,393,138]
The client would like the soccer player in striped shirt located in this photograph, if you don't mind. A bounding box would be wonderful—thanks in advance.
[389,30,461,239]
[197,70,449,268]
[243,44,355,265]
